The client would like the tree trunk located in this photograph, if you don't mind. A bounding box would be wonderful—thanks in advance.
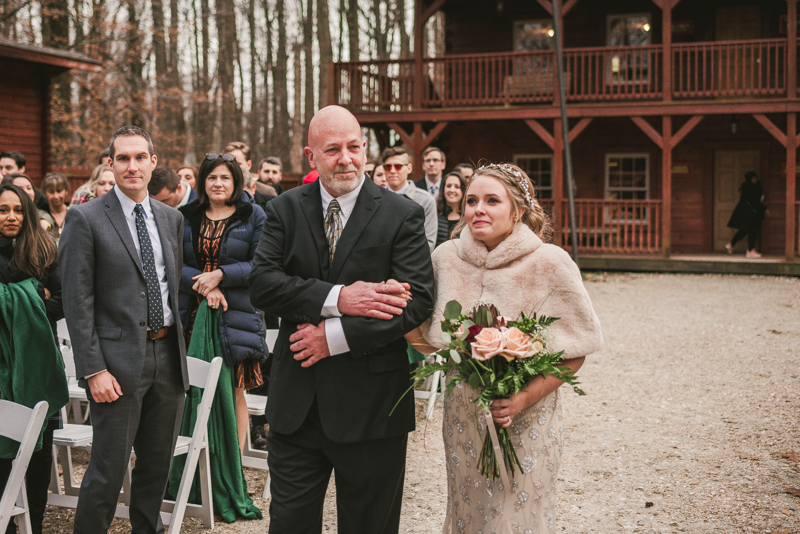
[273,0,290,166]
[397,0,410,57]
[248,0,260,155]
[125,0,145,127]
[346,0,359,61]
[192,0,213,159]
[291,43,303,173]
[302,0,314,167]
[317,0,332,108]
[42,0,73,168]
[216,0,238,145]
[260,0,274,156]
[168,0,186,161]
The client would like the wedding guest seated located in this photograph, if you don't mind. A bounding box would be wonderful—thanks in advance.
[71,164,116,205]
[149,166,195,208]
[382,146,438,251]
[435,171,466,248]
[42,172,69,242]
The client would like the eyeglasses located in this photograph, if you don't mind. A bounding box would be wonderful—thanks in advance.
[205,152,236,162]
[423,158,443,164]
[383,163,407,171]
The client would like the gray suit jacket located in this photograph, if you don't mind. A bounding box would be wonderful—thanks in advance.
[59,188,189,395]
[403,184,438,252]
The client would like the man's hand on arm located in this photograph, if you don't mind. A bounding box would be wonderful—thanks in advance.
[87,371,123,403]
[290,322,330,368]
[337,280,412,320]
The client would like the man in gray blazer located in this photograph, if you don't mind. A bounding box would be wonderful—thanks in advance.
[59,126,189,534]
[381,146,438,252]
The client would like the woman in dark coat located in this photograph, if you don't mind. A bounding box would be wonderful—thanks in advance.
[178,153,267,454]
[0,184,63,534]
[435,172,467,248]
[726,171,767,258]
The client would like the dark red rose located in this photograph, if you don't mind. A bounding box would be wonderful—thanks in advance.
[465,325,483,344]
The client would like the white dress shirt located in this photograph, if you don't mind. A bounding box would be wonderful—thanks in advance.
[319,175,366,356]
[114,186,174,327]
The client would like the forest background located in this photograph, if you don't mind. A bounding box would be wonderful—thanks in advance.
[0,0,443,173]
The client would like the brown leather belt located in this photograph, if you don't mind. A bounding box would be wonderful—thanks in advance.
[146,326,171,340]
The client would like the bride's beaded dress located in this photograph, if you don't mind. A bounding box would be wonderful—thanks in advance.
[423,225,603,533]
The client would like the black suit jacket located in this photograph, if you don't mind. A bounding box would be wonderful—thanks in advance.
[414,177,429,192]
[249,179,434,443]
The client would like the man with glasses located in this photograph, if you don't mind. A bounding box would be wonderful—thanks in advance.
[414,146,446,197]
[383,146,437,252]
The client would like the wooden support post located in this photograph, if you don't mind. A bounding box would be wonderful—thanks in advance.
[789,0,797,100]
[413,1,423,111]
[661,115,672,258]
[553,119,564,241]
[412,123,424,183]
[787,113,797,261]
[662,0,672,102]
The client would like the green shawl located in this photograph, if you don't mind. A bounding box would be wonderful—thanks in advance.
[0,277,69,458]
[168,301,262,522]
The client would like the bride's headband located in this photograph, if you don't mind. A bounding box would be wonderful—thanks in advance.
[475,163,534,207]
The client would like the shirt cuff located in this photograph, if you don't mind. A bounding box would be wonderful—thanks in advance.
[83,369,107,380]
[321,285,344,318]
[324,317,350,356]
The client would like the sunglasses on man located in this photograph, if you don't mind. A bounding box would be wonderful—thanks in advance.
[383,163,407,171]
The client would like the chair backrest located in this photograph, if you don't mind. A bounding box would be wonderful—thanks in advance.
[265,329,279,353]
[60,345,77,382]
[56,319,71,348]
[185,357,223,444]
[0,400,48,527]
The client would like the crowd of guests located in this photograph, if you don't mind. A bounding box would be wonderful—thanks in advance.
[0,139,476,533]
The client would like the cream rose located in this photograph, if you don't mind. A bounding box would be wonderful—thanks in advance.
[470,327,504,361]
[500,327,535,360]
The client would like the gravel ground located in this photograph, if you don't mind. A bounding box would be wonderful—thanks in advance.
[40,273,800,533]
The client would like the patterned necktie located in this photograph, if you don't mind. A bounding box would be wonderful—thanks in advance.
[430,184,439,197]
[134,204,164,332]
[324,199,342,263]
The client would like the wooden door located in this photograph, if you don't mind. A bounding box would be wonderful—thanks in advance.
[715,6,761,94]
[714,150,760,252]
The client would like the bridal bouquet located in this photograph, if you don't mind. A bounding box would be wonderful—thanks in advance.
[408,300,584,481]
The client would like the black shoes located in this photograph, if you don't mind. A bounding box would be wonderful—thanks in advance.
[251,424,268,450]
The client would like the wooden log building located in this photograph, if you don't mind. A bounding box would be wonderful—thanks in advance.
[332,0,800,275]
[0,39,100,186]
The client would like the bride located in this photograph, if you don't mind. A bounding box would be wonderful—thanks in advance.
[405,163,603,533]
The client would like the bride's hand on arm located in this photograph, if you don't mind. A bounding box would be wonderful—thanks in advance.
[490,356,586,428]
[404,327,437,355]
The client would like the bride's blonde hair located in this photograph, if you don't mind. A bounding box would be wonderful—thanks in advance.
[450,162,551,241]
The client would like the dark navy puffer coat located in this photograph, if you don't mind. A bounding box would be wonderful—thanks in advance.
[178,198,268,366]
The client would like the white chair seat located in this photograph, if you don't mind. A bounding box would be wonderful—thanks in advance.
[173,436,192,456]
[67,385,87,401]
[245,393,267,416]
[53,424,93,448]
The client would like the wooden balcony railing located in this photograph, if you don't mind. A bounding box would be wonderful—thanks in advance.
[539,199,662,254]
[673,38,786,98]
[796,201,800,256]
[334,39,793,111]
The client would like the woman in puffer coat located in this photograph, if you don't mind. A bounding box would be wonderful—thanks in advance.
[178,153,267,453]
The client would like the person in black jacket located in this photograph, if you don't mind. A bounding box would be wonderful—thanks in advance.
[0,183,63,534]
[178,153,268,454]
[248,106,434,534]
[726,171,767,258]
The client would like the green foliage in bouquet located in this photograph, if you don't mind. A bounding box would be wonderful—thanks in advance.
[400,300,585,481]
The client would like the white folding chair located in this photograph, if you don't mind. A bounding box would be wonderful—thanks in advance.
[48,406,94,503]
[56,320,89,424]
[0,400,49,534]
[158,356,223,533]
[413,354,447,420]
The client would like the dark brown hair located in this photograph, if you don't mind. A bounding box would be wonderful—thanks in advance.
[0,184,57,279]
[42,172,69,194]
[436,172,467,216]
[196,155,244,208]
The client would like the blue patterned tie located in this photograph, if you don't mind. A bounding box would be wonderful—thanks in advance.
[134,204,164,332]
[324,199,342,263]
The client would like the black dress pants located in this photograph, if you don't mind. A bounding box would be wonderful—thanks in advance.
[0,420,56,534]
[267,401,408,534]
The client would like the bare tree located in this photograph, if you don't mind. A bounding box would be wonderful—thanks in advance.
[317,0,332,108]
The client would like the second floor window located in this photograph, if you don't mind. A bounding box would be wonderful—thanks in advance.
[514,155,553,200]
[606,13,652,85]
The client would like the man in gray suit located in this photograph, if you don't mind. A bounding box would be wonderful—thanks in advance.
[59,126,189,534]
